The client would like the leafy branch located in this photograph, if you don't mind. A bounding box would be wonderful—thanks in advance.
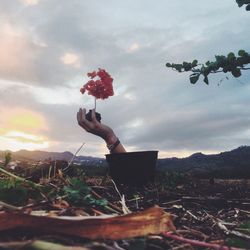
[236,0,250,11]
[166,50,250,84]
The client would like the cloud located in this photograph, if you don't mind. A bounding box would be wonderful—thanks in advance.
[127,43,140,53]
[60,52,81,68]
[0,0,250,157]
[4,131,45,144]
[19,0,40,6]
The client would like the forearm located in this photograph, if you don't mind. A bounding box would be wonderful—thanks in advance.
[104,133,126,154]
[77,108,126,153]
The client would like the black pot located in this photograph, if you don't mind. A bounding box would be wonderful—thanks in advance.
[105,151,158,185]
[85,110,101,123]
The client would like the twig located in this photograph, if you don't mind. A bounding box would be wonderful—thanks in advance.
[0,201,22,211]
[186,210,200,221]
[207,211,250,241]
[178,226,209,240]
[217,221,250,240]
[111,179,131,214]
[91,189,123,214]
[171,244,193,250]
[91,208,105,215]
[63,142,85,172]
[162,199,182,206]
[163,232,245,250]
[0,166,42,189]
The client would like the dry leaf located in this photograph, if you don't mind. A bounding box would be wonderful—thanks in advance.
[0,206,175,240]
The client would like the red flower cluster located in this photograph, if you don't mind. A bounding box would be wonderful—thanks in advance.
[80,68,114,99]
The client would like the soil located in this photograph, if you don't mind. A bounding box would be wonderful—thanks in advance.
[85,110,101,122]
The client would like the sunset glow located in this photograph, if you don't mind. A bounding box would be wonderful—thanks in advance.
[0,131,49,151]
[0,108,49,151]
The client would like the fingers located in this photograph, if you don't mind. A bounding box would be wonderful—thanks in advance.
[77,108,82,123]
[77,108,84,125]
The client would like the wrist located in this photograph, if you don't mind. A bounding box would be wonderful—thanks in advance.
[103,133,117,145]
[107,137,120,152]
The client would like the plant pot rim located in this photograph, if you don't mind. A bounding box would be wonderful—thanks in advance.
[105,150,158,157]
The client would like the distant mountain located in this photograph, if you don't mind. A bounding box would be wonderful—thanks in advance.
[74,155,107,167]
[0,149,105,166]
[157,146,250,178]
[0,150,74,162]
[1,146,250,178]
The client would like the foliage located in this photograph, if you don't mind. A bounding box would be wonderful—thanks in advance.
[166,50,250,85]
[0,165,108,208]
[63,177,108,207]
[3,151,12,167]
[0,178,42,206]
[236,0,250,11]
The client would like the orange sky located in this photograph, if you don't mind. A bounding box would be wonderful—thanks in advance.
[0,108,49,151]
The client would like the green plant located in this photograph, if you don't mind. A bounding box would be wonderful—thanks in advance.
[3,151,12,167]
[236,0,250,11]
[63,177,108,207]
[0,178,42,206]
[166,50,250,85]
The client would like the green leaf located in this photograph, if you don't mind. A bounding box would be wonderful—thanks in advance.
[231,68,241,77]
[175,64,183,72]
[227,52,236,61]
[189,73,200,84]
[208,62,220,71]
[192,60,198,67]
[204,75,209,85]
[166,63,171,67]
[63,177,108,207]
[4,151,12,167]
[183,62,192,71]
[238,50,247,57]
[236,0,244,7]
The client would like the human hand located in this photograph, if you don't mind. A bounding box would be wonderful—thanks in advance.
[77,108,117,144]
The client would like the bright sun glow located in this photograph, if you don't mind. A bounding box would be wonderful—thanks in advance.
[0,108,49,151]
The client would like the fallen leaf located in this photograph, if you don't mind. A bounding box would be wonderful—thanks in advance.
[0,206,175,240]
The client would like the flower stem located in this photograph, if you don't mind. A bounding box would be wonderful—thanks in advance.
[94,97,97,110]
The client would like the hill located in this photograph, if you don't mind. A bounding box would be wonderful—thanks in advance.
[157,146,250,178]
[1,146,250,178]
[0,150,74,162]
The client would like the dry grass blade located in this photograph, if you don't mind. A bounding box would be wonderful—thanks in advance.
[111,179,131,214]
[63,142,85,172]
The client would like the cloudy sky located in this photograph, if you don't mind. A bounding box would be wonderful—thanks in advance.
[0,0,249,158]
